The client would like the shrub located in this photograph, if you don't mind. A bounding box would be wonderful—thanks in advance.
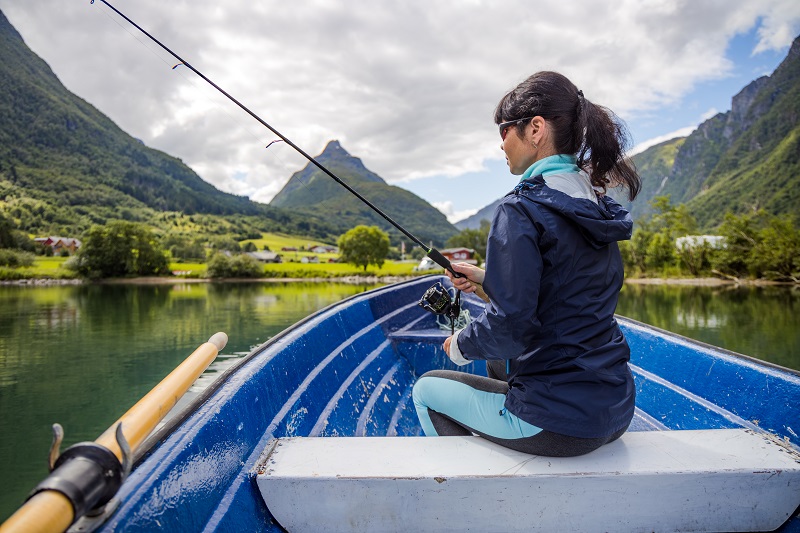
[0,249,35,268]
[68,221,169,279]
[205,253,263,278]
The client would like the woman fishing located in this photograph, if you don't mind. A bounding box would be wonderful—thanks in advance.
[412,71,642,457]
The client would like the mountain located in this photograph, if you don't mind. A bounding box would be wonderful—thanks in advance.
[0,9,335,240]
[270,140,458,246]
[457,35,800,231]
[623,137,686,220]
[455,200,502,230]
[630,35,800,227]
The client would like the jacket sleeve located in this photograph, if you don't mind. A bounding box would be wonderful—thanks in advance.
[456,200,543,361]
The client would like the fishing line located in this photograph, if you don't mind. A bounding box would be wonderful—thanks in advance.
[90,0,320,213]
[90,0,462,277]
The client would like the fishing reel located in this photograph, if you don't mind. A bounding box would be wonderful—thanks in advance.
[418,282,468,335]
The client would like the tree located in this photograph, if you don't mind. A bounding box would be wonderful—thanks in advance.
[69,221,169,279]
[446,220,490,263]
[163,234,206,261]
[713,211,800,280]
[619,195,699,276]
[751,216,800,280]
[712,211,762,278]
[337,225,390,271]
[0,213,15,249]
[205,252,263,278]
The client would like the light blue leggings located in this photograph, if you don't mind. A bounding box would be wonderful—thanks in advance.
[412,370,542,440]
[412,366,630,457]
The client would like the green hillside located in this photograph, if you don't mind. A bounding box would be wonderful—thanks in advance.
[271,141,458,247]
[631,35,800,229]
[0,9,336,241]
[627,137,685,220]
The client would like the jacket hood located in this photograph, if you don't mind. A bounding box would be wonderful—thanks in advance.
[511,175,633,249]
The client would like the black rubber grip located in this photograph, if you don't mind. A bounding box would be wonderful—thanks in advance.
[28,442,123,522]
[427,249,465,278]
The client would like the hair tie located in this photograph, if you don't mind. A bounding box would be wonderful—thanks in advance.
[576,89,585,116]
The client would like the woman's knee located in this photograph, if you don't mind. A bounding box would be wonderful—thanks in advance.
[412,374,441,410]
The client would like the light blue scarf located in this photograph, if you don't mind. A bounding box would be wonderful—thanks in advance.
[520,154,580,181]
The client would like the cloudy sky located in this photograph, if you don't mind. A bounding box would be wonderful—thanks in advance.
[2,1,799,223]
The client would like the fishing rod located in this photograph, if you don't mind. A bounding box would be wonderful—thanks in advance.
[90,0,462,278]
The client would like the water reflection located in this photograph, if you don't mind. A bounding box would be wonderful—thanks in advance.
[0,281,379,522]
[618,283,800,370]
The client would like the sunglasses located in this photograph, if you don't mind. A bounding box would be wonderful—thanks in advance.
[498,117,535,139]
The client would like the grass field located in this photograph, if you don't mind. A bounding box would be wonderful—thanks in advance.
[168,262,207,277]
[260,260,423,278]
[170,260,426,278]
[240,233,339,261]
[3,231,437,280]
[5,256,77,279]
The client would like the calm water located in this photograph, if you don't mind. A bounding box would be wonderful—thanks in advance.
[617,283,800,371]
[1,281,798,521]
[0,281,379,522]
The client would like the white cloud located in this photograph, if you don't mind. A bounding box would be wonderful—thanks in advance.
[629,126,697,156]
[432,201,478,224]
[753,0,800,53]
[1,0,798,206]
[629,106,723,155]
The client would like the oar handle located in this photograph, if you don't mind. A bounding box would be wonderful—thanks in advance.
[0,333,228,533]
[95,332,228,455]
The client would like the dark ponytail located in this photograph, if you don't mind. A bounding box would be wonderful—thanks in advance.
[494,71,641,201]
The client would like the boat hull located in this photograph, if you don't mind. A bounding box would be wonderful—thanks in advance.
[95,276,800,532]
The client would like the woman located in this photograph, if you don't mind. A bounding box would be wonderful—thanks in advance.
[412,71,641,457]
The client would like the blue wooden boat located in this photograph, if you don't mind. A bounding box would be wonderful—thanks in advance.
[4,276,800,532]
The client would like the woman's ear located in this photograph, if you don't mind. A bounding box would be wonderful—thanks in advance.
[529,116,547,147]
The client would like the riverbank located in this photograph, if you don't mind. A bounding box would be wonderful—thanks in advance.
[99,275,419,285]
[625,277,798,287]
[3,274,797,287]
[0,275,420,286]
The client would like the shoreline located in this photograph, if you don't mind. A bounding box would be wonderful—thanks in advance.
[3,275,798,287]
[624,277,797,287]
[0,275,418,286]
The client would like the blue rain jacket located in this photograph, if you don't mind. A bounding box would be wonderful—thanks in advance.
[457,174,635,439]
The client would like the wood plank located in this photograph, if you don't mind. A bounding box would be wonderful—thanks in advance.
[256,429,800,533]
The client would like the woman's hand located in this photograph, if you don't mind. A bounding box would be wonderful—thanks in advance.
[447,262,489,303]
[443,335,453,355]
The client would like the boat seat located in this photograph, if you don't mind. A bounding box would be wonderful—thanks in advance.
[256,429,800,533]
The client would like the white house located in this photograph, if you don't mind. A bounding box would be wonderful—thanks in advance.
[247,251,282,263]
[308,245,338,254]
[675,235,726,251]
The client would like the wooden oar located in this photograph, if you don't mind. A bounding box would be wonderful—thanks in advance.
[0,332,228,533]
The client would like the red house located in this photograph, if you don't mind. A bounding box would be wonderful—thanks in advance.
[34,237,82,255]
[440,247,477,265]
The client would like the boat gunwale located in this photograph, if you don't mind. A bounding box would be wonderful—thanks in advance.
[616,315,800,378]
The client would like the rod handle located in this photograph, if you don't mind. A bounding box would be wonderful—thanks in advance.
[427,248,465,278]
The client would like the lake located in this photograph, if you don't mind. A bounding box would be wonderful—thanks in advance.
[1,279,798,522]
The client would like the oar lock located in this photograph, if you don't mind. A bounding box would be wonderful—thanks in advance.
[30,422,133,531]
